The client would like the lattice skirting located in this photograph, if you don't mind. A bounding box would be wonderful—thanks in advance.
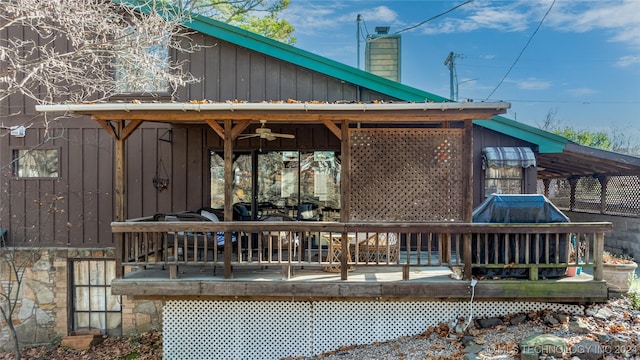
[163,300,583,359]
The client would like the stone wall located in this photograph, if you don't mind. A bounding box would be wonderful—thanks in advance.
[0,248,162,352]
[565,211,640,259]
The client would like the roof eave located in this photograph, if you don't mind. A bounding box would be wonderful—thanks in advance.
[474,115,568,153]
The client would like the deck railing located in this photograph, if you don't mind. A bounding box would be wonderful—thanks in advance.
[111,221,611,281]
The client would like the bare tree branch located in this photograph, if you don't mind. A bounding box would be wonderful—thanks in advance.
[0,0,200,105]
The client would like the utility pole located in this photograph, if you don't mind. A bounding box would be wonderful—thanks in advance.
[356,14,362,69]
[444,51,456,100]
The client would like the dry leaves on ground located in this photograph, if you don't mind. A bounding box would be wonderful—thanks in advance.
[0,330,162,360]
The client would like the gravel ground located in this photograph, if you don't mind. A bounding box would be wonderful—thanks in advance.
[300,296,640,360]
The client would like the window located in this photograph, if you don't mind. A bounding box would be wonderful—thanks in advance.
[12,149,59,178]
[484,166,523,196]
[114,29,169,94]
[71,260,121,336]
[482,147,536,197]
[210,152,252,209]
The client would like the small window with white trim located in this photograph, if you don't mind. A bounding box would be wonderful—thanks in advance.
[12,149,59,178]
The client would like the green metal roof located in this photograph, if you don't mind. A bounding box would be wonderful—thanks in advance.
[473,116,568,153]
[117,0,568,154]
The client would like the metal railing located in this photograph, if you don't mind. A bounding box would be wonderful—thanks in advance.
[112,221,611,281]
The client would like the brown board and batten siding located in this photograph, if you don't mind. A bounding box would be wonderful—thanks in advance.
[172,35,394,104]
[1,118,115,246]
[1,28,395,247]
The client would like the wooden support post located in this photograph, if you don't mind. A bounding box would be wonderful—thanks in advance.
[340,120,349,281]
[114,121,126,278]
[463,233,472,280]
[463,119,473,222]
[169,265,178,279]
[568,177,578,211]
[402,265,409,280]
[598,176,609,214]
[340,232,348,280]
[115,233,124,279]
[340,120,350,223]
[224,119,233,279]
[441,233,451,264]
[593,232,604,281]
[543,179,550,198]
[281,265,291,280]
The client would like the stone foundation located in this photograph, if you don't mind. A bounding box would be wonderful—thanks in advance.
[0,247,162,352]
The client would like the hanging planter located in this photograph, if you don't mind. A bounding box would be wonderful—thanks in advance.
[153,177,170,191]
[153,130,171,191]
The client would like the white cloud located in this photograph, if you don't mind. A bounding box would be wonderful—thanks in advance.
[284,2,402,37]
[548,0,640,49]
[358,6,400,25]
[415,0,640,51]
[615,55,640,67]
[516,77,552,90]
[283,1,349,36]
[567,88,597,97]
[420,0,536,35]
[466,5,530,32]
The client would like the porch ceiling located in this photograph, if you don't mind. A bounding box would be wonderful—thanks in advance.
[36,101,510,124]
[537,142,640,179]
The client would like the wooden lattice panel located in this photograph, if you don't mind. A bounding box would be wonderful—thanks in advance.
[349,128,464,221]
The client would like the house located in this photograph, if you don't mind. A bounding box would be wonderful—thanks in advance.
[3,1,640,357]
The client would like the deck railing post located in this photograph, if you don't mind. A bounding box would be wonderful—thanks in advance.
[111,221,611,289]
[340,231,348,280]
[115,232,124,279]
[593,232,604,281]
[463,233,472,280]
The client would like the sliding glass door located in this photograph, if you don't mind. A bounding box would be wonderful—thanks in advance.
[210,150,341,220]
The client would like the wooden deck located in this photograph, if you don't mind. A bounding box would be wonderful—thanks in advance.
[112,264,607,303]
[111,220,612,303]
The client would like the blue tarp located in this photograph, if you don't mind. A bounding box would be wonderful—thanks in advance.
[472,194,569,223]
[472,194,570,278]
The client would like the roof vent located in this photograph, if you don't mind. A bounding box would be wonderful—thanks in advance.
[375,26,390,35]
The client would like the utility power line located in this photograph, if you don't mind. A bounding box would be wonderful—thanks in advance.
[362,0,473,43]
[391,0,473,37]
[503,99,639,104]
[357,0,473,70]
[485,0,556,100]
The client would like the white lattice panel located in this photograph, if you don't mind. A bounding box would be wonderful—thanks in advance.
[163,300,583,359]
[164,300,310,359]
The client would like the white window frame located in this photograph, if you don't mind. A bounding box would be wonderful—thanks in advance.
[484,166,523,196]
[12,148,60,178]
[70,259,122,336]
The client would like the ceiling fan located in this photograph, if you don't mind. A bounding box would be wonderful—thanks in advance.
[238,120,295,141]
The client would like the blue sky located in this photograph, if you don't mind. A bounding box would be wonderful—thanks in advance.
[283,0,640,146]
